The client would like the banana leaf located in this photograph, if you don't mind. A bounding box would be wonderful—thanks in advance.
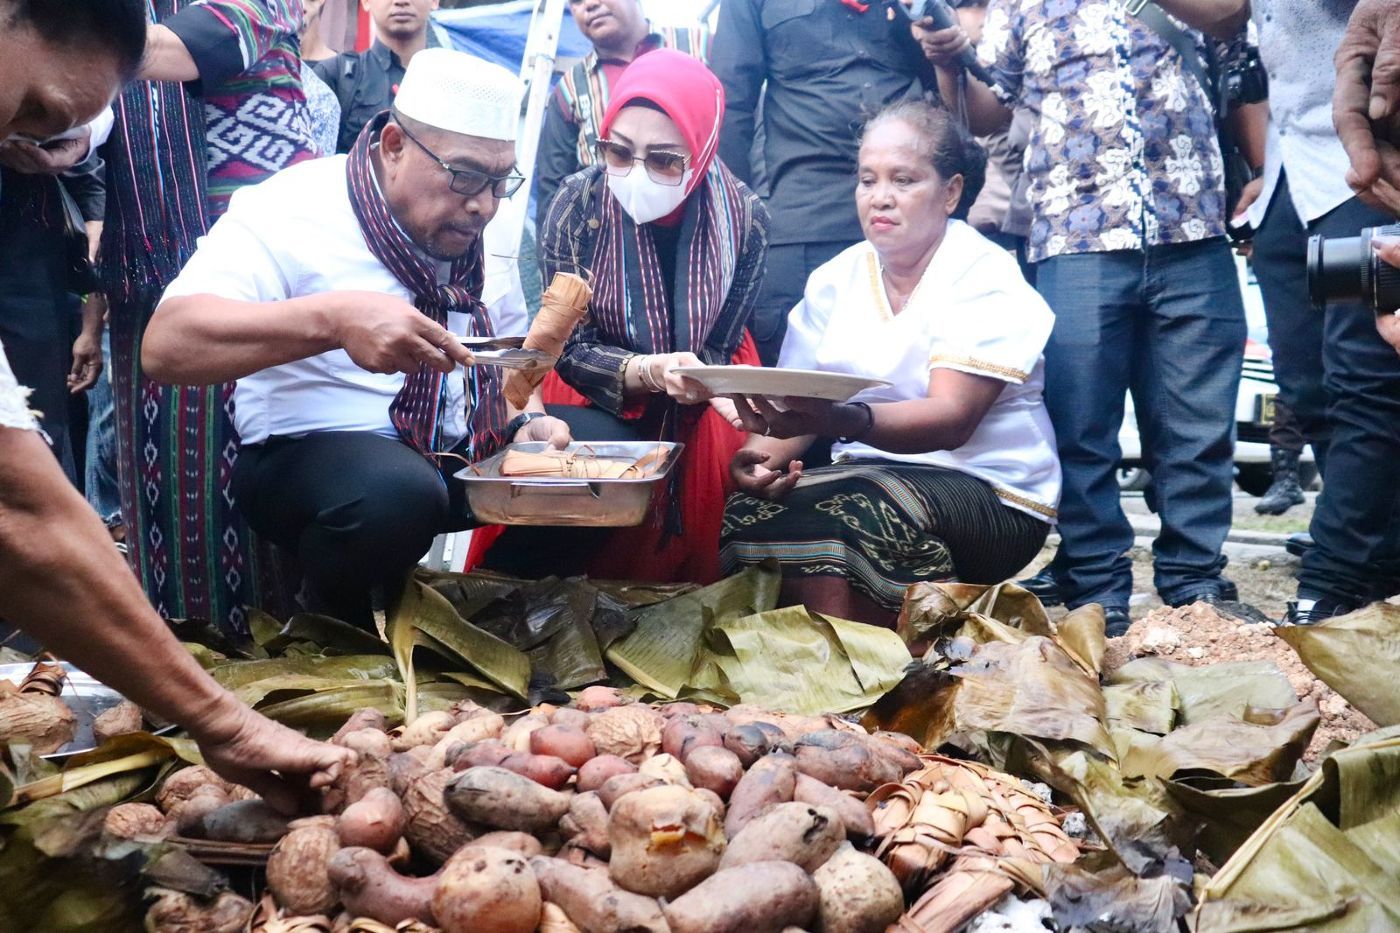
[1120,700,1320,787]
[1165,777,1306,864]
[418,567,525,620]
[387,578,530,700]
[951,636,1115,757]
[1104,680,1180,735]
[1045,861,1192,932]
[1196,727,1400,931]
[261,613,389,657]
[209,655,399,695]
[1275,603,1400,727]
[5,733,197,812]
[606,563,781,697]
[1107,658,1298,725]
[860,662,960,748]
[685,606,910,716]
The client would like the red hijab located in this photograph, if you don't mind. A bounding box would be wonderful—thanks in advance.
[598,48,725,199]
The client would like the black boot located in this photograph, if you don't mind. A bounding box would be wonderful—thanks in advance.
[1017,566,1063,606]
[1255,446,1306,515]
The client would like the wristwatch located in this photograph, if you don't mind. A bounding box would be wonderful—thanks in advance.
[506,411,548,440]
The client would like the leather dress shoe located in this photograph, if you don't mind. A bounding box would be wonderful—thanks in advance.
[1283,593,1358,626]
[1285,533,1314,558]
[1167,578,1239,608]
[1103,606,1131,639]
[1017,567,1063,607]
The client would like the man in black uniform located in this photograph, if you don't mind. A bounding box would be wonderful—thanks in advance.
[313,0,439,154]
[711,0,933,364]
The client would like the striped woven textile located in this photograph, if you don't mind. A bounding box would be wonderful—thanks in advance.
[344,113,506,461]
[721,462,1048,610]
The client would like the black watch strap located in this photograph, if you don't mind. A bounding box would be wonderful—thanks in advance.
[506,411,547,439]
[837,401,875,444]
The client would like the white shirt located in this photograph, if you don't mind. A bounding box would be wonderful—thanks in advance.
[0,339,38,432]
[779,222,1061,523]
[160,155,508,447]
[1244,1,1359,228]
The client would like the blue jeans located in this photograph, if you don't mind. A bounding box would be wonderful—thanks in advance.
[84,330,122,527]
[1036,239,1246,609]
[1253,174,1400,604]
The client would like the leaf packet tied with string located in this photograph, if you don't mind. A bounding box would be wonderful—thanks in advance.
[503,272,592,409]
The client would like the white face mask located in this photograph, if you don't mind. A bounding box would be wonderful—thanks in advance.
[608,168,694,225]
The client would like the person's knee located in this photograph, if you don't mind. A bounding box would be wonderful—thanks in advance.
[303,468,449,576]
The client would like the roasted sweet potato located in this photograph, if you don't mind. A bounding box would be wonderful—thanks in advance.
[530,725,597,767]
[502,714,551,753]
[685,746,744,800]
[812,842,904,933]
[387,751,429,798]
[445,766,571,833]
[559,792,610,858]
[268,820,340,914]
[574,686,627,711]
[608,785,725,898]
[193,800,289,844]
[434,844,541,933]
[393,711,455,752]
[403,768,478,864]
[723,722,790,768]
[576,754,636,793]
[329,846,438,926]
[550,708,592,731]
[473,830,545,858]
[663,861,819,933]
[426,712,507,769]
[793,774,875,838]
[791,731,900,793]
[661,717,725,762]
[596,773,666,810]
[529,856,669,933]
[332,707,389,744]
[637,753,690,787]
[338,787,405,854]
[719,802,843,873]
[725,752,797,837]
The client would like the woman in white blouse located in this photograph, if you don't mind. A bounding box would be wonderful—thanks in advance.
[721,101,1061,627]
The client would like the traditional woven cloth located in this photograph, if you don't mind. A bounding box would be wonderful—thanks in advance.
[343,113,506,460]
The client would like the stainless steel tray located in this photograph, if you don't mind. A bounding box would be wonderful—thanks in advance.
[0,661,172,758]
[456,441,684,526]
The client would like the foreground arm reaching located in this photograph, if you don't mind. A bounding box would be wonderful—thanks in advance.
[0,410,351,812]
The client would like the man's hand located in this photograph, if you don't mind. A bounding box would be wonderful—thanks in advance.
[1335,0,1400,212]
[1372,235,1400,355]
[0,128,91,175]
[68,320,104,394]
[332,292,475,375]
[1230,176,1265,256]
[191,702,355,815]
[730,448,803,501]
[913,21,973,68]
[516,414,571,449]
[728,394,858,440]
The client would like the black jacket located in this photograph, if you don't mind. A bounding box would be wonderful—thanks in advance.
[313,33,441,154]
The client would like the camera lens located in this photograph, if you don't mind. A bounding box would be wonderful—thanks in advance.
[1307,224,1400,312]
[1307,232,1366,309]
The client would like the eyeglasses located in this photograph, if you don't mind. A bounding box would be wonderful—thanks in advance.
[396,121,526,198]
[597,138,690,186]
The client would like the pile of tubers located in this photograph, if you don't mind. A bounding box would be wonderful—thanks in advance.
[132,690,1076,933]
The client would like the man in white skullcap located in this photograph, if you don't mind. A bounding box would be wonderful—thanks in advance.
[144,49,571,629]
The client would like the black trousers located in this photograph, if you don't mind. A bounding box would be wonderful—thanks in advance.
[233,431,476,628]
[749,239,859,366]
[1252,171,1400,602]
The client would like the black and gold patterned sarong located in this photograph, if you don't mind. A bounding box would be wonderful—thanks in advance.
[720,462,1048,610]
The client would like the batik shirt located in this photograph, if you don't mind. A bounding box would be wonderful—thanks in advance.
[165,0,317,217]
[978,0,1228,263]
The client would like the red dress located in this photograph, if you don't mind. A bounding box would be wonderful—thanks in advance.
[465,333,759,584]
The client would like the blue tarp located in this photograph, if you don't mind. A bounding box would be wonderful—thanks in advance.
[432,2,592,73]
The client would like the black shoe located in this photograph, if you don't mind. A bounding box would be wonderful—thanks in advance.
[1283,594,1359,626]
[1017,567,1063,606]
[1167,578,1239,608]
[1285,533,1314,558]
[1255,447,1306,515]
[1194,593,1275,625]
[1103,606,1131,638]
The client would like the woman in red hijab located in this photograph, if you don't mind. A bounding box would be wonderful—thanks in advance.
[482,49,769,584]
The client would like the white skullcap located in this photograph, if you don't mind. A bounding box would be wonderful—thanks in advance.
[394,48,523,142]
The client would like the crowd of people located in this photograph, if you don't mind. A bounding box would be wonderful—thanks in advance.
[4,0,1400,796]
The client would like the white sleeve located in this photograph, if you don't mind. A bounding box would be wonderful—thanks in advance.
[159,185,297,306]
[775,271,837,370]
[928,252,1053,385]
[0,341,38,431]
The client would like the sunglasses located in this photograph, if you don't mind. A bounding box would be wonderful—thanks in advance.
[597,138,690,186]
[397,121,526,199]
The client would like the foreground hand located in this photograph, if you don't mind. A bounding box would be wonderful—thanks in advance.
[709,396,745,430]
[731,448,803,501]
[517,414,571,449]
[0,128,91,174]
[729,394,849,440]
[914,22,971,68]
[640,352,711,404]
[193,704,355,815]
[333,292,475,375]
[1335,0,1400,208]
[1372,236,1400,356]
